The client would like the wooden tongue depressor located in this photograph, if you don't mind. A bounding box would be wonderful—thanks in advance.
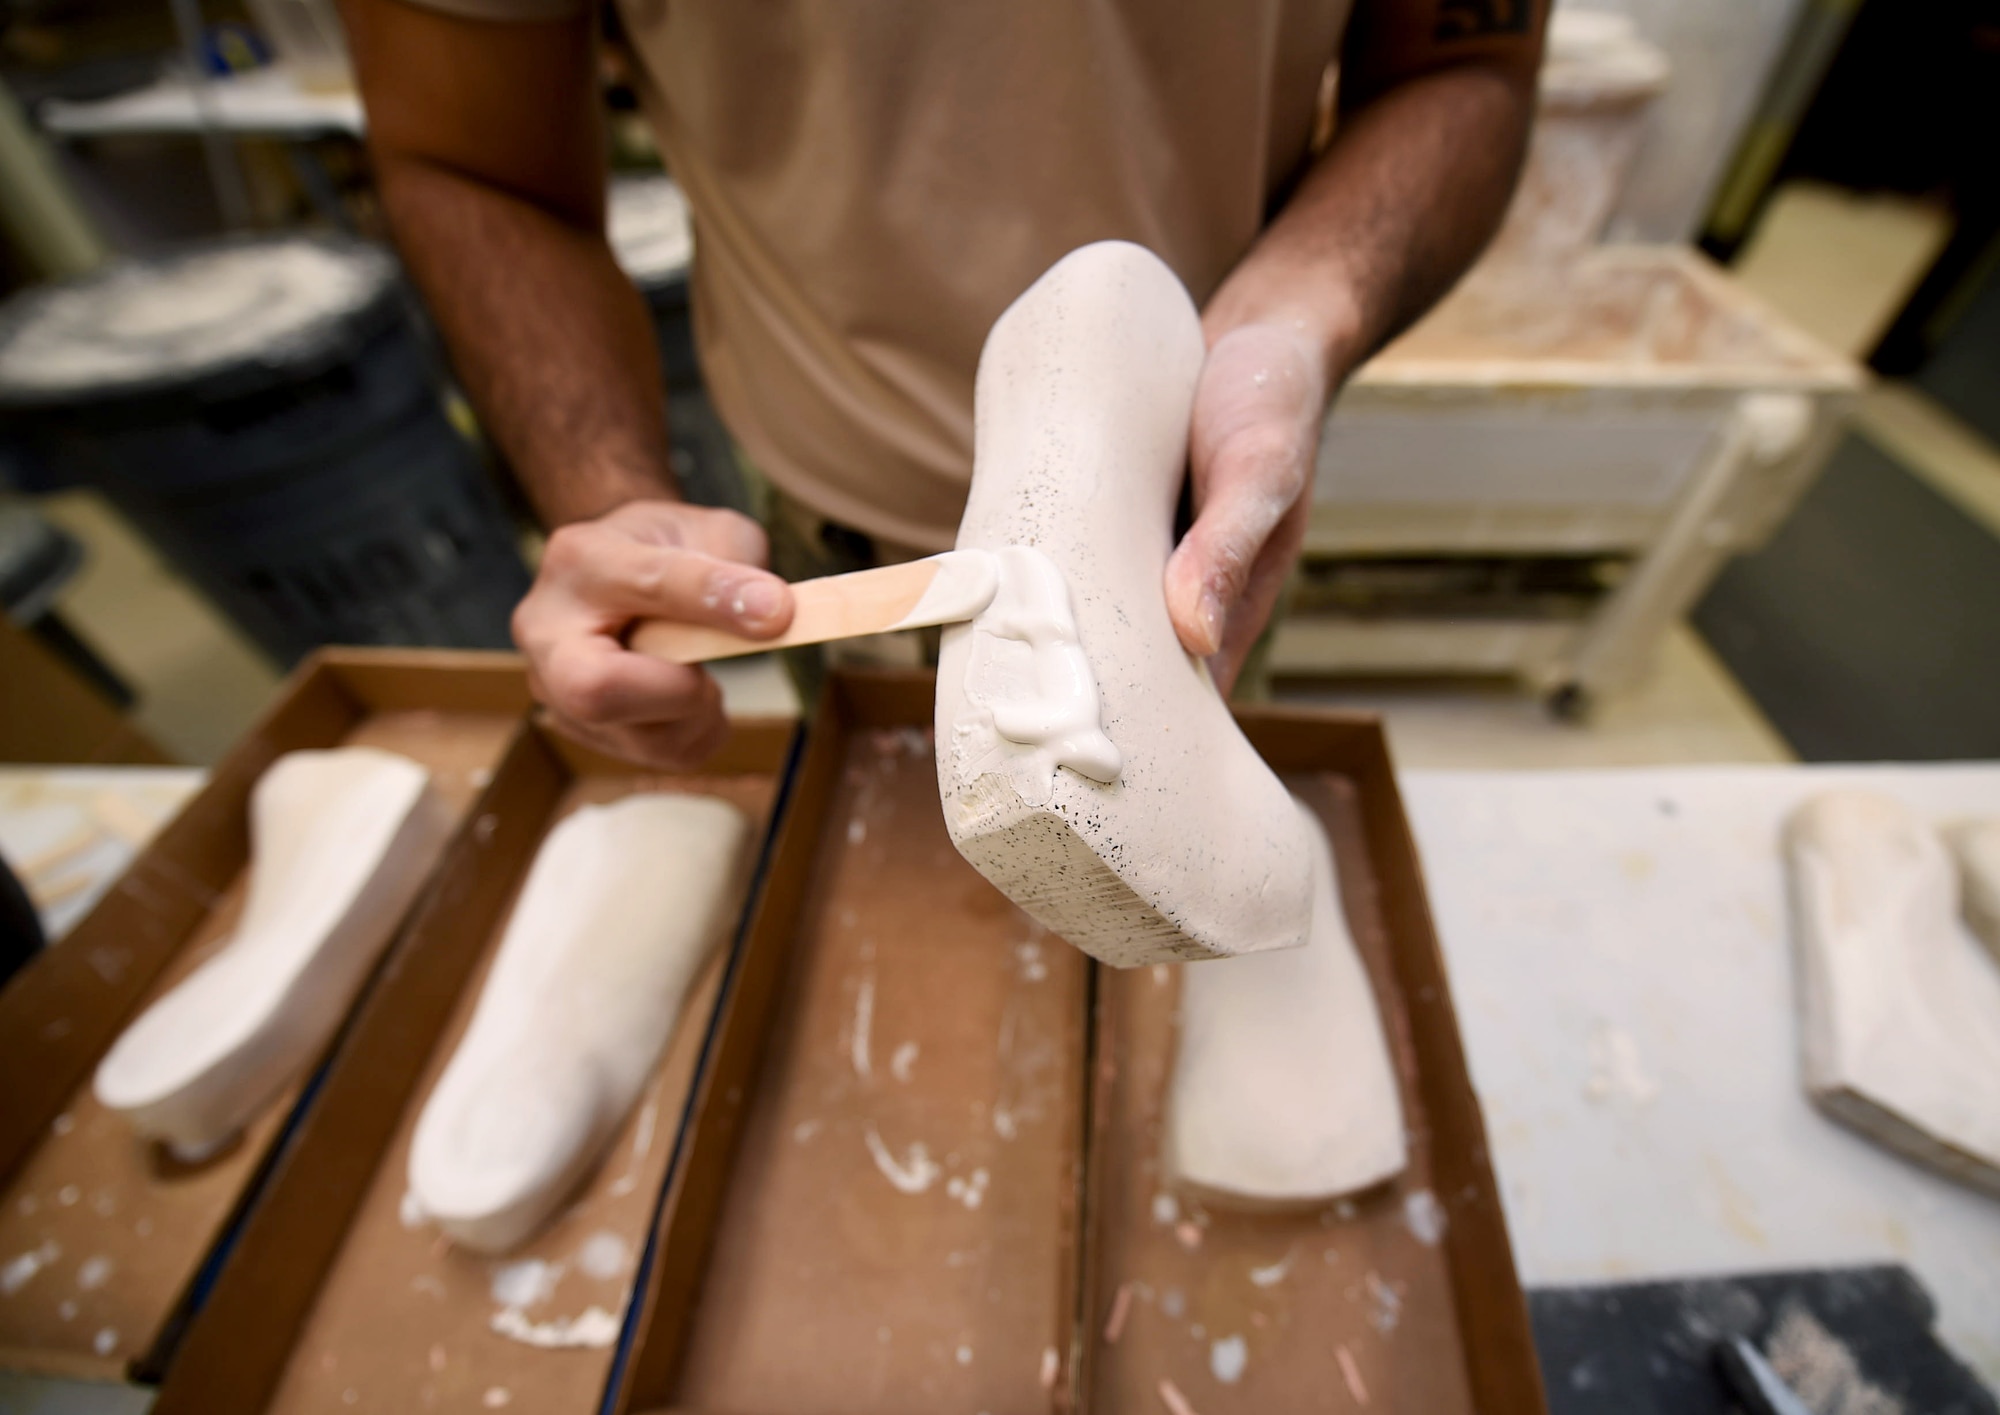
[627,549,1000,665]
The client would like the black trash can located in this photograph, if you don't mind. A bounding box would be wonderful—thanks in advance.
[0,233,531,666]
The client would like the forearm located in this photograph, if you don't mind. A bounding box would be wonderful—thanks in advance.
[378,158,675,526]
[1207,61,1535,380]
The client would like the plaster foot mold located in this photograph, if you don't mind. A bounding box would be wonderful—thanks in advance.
[1947,819,2000,963]
[1785,790,2000,1197]
[935,240,1313,967]
[408,792,750,1253]
[95,747,452,1158]
[1163,799,1407,1206]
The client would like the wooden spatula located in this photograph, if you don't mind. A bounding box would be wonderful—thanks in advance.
[628,549,999,665]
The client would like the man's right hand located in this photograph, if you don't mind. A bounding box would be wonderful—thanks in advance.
[513,500,795,769]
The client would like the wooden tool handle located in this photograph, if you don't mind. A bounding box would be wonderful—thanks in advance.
[628,555,988,665]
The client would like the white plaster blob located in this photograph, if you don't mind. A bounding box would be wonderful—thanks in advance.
[863,1126,940,1195]
[937,241,1312,967]
[1248,1247,1297,1287]
[1,1241,58,1296]
[0,240,385,393]
[399,1190,427,1230]
[409,793,749,1252]
[1210,1333,1248,1384]
[575,1230,629,1281]
[489,1304,621,1350]
[1403,1189,1449,1247]
[488,1258,560,1309]
[76,1255,112,1291]
[850,972,875,1080]
[1164,799,1407,1205]
[889,1041,919,1083]
[1786,790,2000,1196]
[94,748,452,1155]
[93,1328,118,1356]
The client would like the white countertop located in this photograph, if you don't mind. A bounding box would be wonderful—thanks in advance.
[1402,762,2000,1388]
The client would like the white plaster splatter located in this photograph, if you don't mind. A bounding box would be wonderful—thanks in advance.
[56,1185,81,1207]
[482,1387,512,1408]
[489,1305,620,1350]
[863,1126,939,1194]
[1039,1346,1059,1390]
[2,1241,59,1295]
[411,1275,447,1300]
[1151,1193,1179,1226]
[992,1107,1018,1141]
[1160,1287,1186,1319]
[945,1168,991,1210]
[850,973,876,1080]
[51,1113,75,1136]
[847,816,867,846]
[76,1256,113,1291]
[1365,1270,1404,1334]
[575,1231,629,1282]
[399,1191,427,1230]
[489,1258,561,1309]
[1211,1334,1248,1384]
[1015,942,1048,982]
[890,1041,919,1083]
[793,1119,822,1144]
[1249,1247,1297,1288]
[93,1327,118,1356]
[956,1344,974,1366]
[57,1300,78,1322]
[1403,1189,1448,1247]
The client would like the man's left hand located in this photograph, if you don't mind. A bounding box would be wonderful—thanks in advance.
[1163,314,1334,694]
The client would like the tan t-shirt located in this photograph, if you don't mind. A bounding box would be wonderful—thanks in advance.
[407,0,1353,550]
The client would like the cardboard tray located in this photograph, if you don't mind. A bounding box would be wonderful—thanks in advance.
[625,673,1542,1413]
[150,716,797,1415]
[0,648,530,1380]
[1080,713,1548,1414]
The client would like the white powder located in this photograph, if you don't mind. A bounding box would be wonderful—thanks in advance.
[489,1304,621,1350]
[1210,1334,1248,1384]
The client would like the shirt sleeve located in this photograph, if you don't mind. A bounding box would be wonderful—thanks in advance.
[388,0,585,25]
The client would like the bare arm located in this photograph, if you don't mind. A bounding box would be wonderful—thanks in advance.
[343,0,791,765]
[1166,0,1545,683]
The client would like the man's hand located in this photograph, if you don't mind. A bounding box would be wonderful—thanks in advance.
[513,501,795,769]
[1164,316,1331,693]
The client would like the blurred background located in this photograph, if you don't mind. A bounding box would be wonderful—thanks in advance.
[0,0,1994,773]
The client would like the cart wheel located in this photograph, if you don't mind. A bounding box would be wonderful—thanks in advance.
[1546,682,1591,723]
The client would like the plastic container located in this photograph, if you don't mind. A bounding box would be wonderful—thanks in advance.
[0,233,530,665]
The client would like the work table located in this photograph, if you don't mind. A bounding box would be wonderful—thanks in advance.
[5,759,1997,1398]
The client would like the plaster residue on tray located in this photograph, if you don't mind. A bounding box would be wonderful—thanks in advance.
[863,1125,940,1194]
[1210,1333,1248,1384]
[849,971,876,1081]
[1248,1246,1297,1288]
[1,1240,59,1295]
[944,1167,990,1210]
[1403,1189,1448,1246]
[607,1097,659,1197]
[488,1257,561,1309]
[889,1040,919,1083]
[574,1230,630,1282]
[1363,1270,1404,1334]
[489,1303,622,1350]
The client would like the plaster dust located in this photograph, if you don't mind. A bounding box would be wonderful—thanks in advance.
[1764,1304,1903,1415]
[938,241,1313,967]
[0,239,386,393]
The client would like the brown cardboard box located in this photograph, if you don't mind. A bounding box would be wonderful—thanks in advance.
[0,649,530,1378]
